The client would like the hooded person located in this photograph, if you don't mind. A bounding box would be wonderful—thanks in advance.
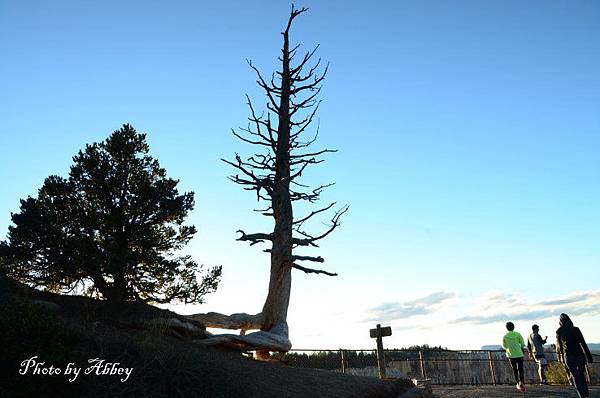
[556,313,594,398]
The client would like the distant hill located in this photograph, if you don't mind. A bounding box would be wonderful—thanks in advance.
[589,343,600,353]
[481,345,502,351]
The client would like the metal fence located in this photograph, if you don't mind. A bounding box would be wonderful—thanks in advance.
[277,349,600,386]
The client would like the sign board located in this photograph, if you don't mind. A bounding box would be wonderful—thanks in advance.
[369,324,392,379]
[370,326,392,338]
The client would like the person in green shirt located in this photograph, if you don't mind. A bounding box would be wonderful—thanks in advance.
[502,321,527,392]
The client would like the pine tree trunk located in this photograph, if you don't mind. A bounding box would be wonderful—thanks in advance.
[186,7,338,357]
[260,246,292,332]
[260,24,293,334]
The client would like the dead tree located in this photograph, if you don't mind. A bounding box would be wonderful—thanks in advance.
[188,6,347,357]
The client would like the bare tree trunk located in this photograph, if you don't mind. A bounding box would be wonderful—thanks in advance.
[187,6,344,357]
[260,257,291,332]
[261,20,293,334]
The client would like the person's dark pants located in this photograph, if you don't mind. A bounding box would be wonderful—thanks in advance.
[509,357,525,384]
[565,355,589,398]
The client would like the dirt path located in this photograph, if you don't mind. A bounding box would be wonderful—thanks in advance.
[434,385,600,397]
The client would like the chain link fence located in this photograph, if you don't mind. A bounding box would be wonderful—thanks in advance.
[276,349,600,386]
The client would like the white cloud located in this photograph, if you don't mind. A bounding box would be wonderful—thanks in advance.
[453,290,600,325]
[365,291,456,322]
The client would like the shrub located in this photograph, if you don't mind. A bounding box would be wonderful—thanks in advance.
[546,361,571,385]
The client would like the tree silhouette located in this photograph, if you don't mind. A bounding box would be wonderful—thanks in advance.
[189,6,346,357]
[2,124,221,304]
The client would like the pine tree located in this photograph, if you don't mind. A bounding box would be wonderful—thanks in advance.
[2,124,221,303]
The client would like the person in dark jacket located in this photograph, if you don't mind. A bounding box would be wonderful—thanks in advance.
[556,313,594,398]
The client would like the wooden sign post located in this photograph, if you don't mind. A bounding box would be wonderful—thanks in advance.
[370,324,392,379]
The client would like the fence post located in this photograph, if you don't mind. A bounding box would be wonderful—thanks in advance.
[488,351,497,385]
[340,349,346,374]
[419,350,426,379]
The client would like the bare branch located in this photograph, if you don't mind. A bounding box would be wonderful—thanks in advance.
[290,102,319,128]
[291,180,309,188]
[252,206,273,217]
[284,5,308,37]
[291,254,324,263]
[245,95,277,150]
[288,159,311,181]
[290,87,322,116]
[290,101,321,145]
[222,155,273,202]
[290,45,320,76]
[291,237,319,248]
[292,62,329,89]
[295,205,349,243]
[288,42,302,62]
[293,120,321,149]
[290,182,335,202]
[247,59,281,113]
[231,128,272,147]
[292,263,337,276]
[290,148,337,163]
[293,202,336,227]
[237,230,272,246]
[290,148,337,159]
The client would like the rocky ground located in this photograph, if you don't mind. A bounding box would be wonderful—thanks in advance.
[433,385,600,397]
[0,275,412,398]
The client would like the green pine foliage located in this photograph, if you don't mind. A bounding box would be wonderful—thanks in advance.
[1,124,221,304]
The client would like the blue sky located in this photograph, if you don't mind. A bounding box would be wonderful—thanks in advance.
[1,0,599,349]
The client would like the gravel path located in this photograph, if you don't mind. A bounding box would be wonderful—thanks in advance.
[434,385,600,397]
